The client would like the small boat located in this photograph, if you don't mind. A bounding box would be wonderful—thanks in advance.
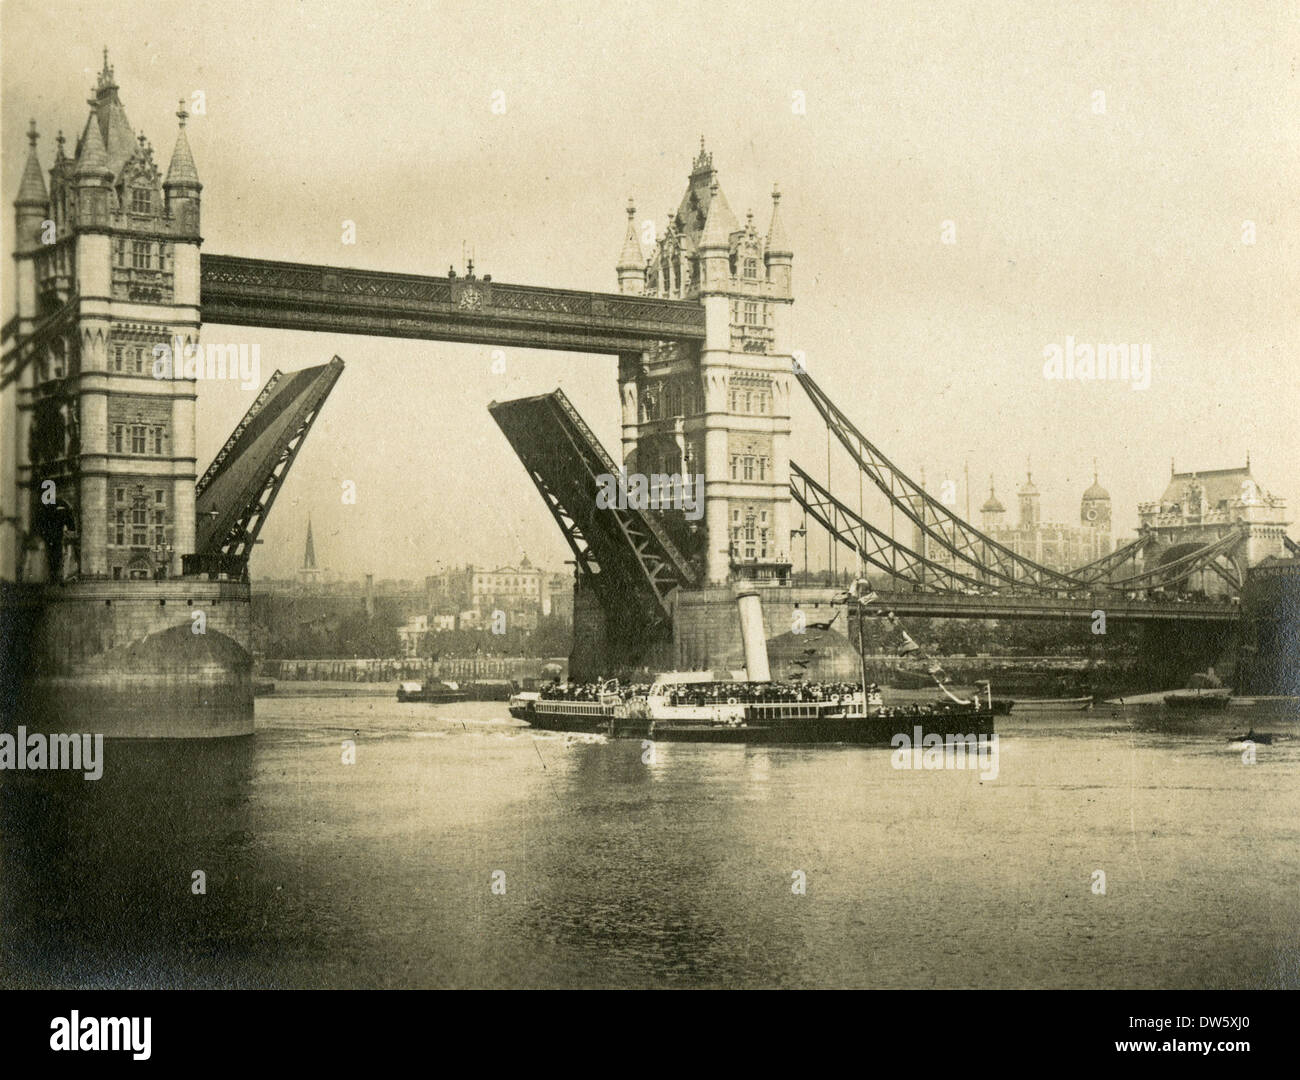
[396,680,468,704]
[934,696,1015,715]
[1007,695,1093,712]
[512,682,622,732]
[507,691,539,720]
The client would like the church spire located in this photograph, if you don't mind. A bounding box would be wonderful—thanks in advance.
[303,517,317,570]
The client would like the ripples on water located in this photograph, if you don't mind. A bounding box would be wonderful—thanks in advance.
[2,692,1297,988]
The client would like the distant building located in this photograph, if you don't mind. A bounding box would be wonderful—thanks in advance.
[1137,459,1290,596]
[395,614,429,657]
[425,555,566,630]
[543,570,574,623]
[978,467,1113,573]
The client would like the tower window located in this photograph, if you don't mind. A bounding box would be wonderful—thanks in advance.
[131,425,147,455]
[154,488,165,505]
[133,347,144,374]
[114,509,126,546]
[131,506,147,546]
[153,509,165,546]
[152,427,164,454]
[131,188,153,214]
[131,241,152,270]
[112,425,124,453]
[744,302,759,325]
[743,258,758,280]
[113,346,124,373]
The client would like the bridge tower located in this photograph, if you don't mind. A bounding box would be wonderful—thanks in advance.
[616,141,794,585]
[6,53,201,581]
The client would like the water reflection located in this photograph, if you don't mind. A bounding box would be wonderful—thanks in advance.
[2,735,262,988]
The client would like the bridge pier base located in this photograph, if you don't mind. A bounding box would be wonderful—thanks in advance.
[1,580,253,738]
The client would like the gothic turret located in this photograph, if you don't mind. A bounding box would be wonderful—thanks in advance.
[13,121,48,251]
[698,178,737,294]
[74,105,114,226]
[1081,462,1111,531]
[981,476,1006,530]
[764,183,792,296]
[1018,465,1040,528]
[164,101,202,235]
[615,199,644,294]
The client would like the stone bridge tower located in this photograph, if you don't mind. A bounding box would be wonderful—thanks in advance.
[615,141,794,585]
[6,52,201,582]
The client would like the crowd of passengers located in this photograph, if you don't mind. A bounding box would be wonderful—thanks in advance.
[538,680,986,715]
[540,680,874,705]
[540,682,647,701]
[662,682,864,706]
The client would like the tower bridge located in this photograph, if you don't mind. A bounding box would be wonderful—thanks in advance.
[2,55,1293,732]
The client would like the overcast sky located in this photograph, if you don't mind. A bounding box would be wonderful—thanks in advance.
[4,0,1296,580]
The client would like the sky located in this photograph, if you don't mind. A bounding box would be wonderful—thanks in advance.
[3,0,1296,580]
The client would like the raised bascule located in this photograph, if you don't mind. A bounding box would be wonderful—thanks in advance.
[2,55,1295,735]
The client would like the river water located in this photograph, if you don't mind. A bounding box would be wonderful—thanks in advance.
[2,691,1297,988]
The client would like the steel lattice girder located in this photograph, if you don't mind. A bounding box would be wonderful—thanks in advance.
[794,369,1091,590]
[791,462,993,592]
[0,298,78,390]
[489,390,697,631]
[195,358,344,569]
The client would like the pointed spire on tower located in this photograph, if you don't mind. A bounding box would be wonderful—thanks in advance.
[617,198,642,270]
[76,108,111,178]
[699,178,737,250]
[97,46,116,92]
[165,99,201,188]
[691,135,713,176]
[766,183,792,256]
[15,120,48,206]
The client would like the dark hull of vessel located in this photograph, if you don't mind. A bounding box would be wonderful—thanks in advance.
[934,698,1014,715]
[647,712,996,745]
[397,688,469,704]
[522,707,615,733]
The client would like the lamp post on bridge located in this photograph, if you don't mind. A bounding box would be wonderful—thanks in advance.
[790,525,807,584]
